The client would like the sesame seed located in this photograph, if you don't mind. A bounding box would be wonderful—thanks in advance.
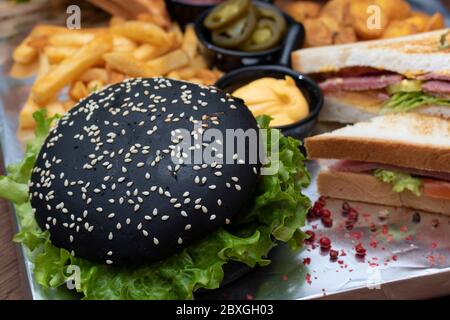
[108,232,113,240]
[153,237,159,245]
[210,215,216,220]
[161,215,169,221]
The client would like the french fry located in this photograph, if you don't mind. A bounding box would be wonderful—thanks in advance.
[166,71,182,80]
[169,23,184,49]
[48,32,98,47]
[32,34,113,105]
[146,49,190,75]
[107,69,127,84]
[46,101,66,117]
[19,98,39,130]
[103,52,157,77]
[110,16,126,27]
[181,24,198,59]
[425,12,445,31]
[37,53,51,78]
[80,67,108,83]
[63,99,76,111]
[13,36,38,64]
[112,36,138,52]
[87,79,104,92]
[69,81,89,101]
[195,69,220,85]
[9,61,38,78]
[44,46,79,64]
[110,21,170,46]
[133,43,171,61]
[405,13,430,33]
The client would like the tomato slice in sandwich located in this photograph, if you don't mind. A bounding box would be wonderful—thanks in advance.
[423,179,450,200]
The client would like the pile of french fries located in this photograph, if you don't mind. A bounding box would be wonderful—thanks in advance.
[276,0,446,47]
[11,16,222,138]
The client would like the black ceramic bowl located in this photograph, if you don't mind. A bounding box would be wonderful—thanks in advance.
[215,65,323,140]
[165,0,220,28]
[194,1,303,72]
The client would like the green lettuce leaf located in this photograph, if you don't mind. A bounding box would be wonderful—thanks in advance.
[1,111,311,300]
[373,169,422,196]
[383,91,450,113]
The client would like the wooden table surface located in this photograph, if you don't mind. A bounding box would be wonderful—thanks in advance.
[0,193,30,299]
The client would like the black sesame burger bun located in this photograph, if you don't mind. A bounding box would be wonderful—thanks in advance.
[29,78,262,266]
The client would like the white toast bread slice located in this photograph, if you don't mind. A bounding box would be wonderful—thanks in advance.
[305,113,450,173]
[292,29,450,76]
[318,170,450,215]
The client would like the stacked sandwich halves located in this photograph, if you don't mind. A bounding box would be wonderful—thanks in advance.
[292,29,450,123]
[305,113,450,215]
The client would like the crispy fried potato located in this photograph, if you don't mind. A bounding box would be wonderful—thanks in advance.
[103,52,157,77]
[9,61,38,78]
[69,81,89,101]
[44,46,79,64]
[303,19,333,47]
[87,79,104,93]
[19,98,39,130]
[320,0,353,26]
[110,16,126,27]
[381,20,419,38]
[276,0,321,23]
[334,26,357,44]
[46,100,66,117]
[112,36,138,52]
[146,49,190,75]
[373,0,411,21]
[351,2,389,40]
[110,21,170,46]
[133,43,171,61]
[425,12,445,31]
[63,99,76,111]
[80,67,108,83]
[48,32,97,47]
[181,24,198,59]
[107,69,127,84]
[12,37,38,64]
[170,23,184,49]
[405,13,430,33]
[32,34,113,105]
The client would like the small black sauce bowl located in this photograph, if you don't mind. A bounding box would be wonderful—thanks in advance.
[216,66,323,139]
[165,0,218,28]
[194,1,302,72]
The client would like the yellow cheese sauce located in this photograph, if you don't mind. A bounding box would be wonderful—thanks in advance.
[232,76,309,127]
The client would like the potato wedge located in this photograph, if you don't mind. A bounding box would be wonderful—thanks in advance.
[351,2,389,40]
[425,12,445,31]
[373,0,411,21]
[32,34,113,105]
